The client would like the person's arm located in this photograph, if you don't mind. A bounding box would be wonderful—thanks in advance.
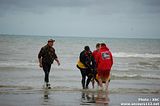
[38,58,43,67]
[53,49,60,66]
[38,48,44,68]
[91,55,96,69]
[55,58,60,66]
[110,51,113,67]
[95,52,100,67]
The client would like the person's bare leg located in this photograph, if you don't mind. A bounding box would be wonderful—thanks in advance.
[104,88,110,104]
[105,81,109,93]
[91,79,95,89]
[98,77,103,90]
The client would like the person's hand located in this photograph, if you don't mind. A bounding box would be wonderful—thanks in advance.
[57,61,60,66]
[55,58,60,66]
[39,63,43,68]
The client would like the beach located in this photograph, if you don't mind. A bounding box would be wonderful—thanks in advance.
[0,35,160,106]
[0,88,159,106]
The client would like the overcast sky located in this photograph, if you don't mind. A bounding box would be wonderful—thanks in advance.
[0,0,160,38]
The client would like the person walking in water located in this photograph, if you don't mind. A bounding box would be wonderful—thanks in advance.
[91,43,101,88]
[38,39,60,88]
[77,46,96,89]
[96,43,113,91]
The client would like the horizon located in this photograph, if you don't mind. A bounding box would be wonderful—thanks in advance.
[0,33,160,39]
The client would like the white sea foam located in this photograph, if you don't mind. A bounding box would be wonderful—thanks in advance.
[112,73,160,79]
[0,62,37,68]
[113,52,160,58]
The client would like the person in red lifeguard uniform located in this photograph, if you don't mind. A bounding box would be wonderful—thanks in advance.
[91,43,101,88]
[96,43,113,91]
[92,43,101,63]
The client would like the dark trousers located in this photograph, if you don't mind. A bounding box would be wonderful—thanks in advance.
[42,63,51,83]
[77,65,92,89]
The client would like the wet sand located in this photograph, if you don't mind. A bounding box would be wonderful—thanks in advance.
[0,86,159,106]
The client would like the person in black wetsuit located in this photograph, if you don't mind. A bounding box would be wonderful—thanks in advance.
[77,46,96,89]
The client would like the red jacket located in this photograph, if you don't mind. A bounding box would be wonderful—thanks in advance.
[92,50,98,59]
[96,45,113,71]
[92,49,99,66]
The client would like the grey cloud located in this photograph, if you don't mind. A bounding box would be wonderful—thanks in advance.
[0,0,94,8]
[0,0,160,38]
[92,0,160,15]
[0,0,160,16]
[140,0,160,6]
[0,0,96,15]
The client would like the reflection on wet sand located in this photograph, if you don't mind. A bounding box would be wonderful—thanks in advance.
[44,89,50,99]
[42,88,51,105]
[81,90,110,106]
[96,90,110,105]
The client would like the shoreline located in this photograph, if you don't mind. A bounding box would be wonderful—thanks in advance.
[0,86,159,106]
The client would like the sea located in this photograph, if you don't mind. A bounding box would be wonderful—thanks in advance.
[0,35,160,105]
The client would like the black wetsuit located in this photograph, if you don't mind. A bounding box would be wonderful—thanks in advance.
[77,50,96,89]
[38,44,57,83]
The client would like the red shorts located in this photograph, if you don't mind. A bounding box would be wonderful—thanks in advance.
[98,70,110,80]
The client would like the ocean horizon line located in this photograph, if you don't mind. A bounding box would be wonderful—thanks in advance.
[0,33,160,40]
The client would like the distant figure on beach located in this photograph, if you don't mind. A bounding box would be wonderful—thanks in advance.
[96,43,113,91]
[38,39,60,88]
[77,46,96,89]
[91,43,101,88]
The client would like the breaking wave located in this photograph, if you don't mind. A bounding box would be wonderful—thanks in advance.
[113,52,160,58]
[111,73,160,79]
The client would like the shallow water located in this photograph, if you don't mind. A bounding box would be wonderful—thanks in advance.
[0,35,160,105]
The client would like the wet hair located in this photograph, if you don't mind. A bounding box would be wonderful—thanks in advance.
[96,43,100,48]
[84,46,90,51]
[101,43,106,47]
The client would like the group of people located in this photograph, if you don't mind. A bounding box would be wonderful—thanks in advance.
[77,43,113,90]
[38,39,113,90]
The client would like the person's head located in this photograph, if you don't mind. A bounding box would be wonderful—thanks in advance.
[100,43,106,47]
[84,46,90,52]
[47,39,55,47]
[96,43,101,50]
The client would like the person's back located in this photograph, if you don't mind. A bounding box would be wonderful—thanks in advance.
[96,43,113,90]
[79,50,91,68]
[77,46,95,89]
[97,44,113,72]
[39,44,57,64]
